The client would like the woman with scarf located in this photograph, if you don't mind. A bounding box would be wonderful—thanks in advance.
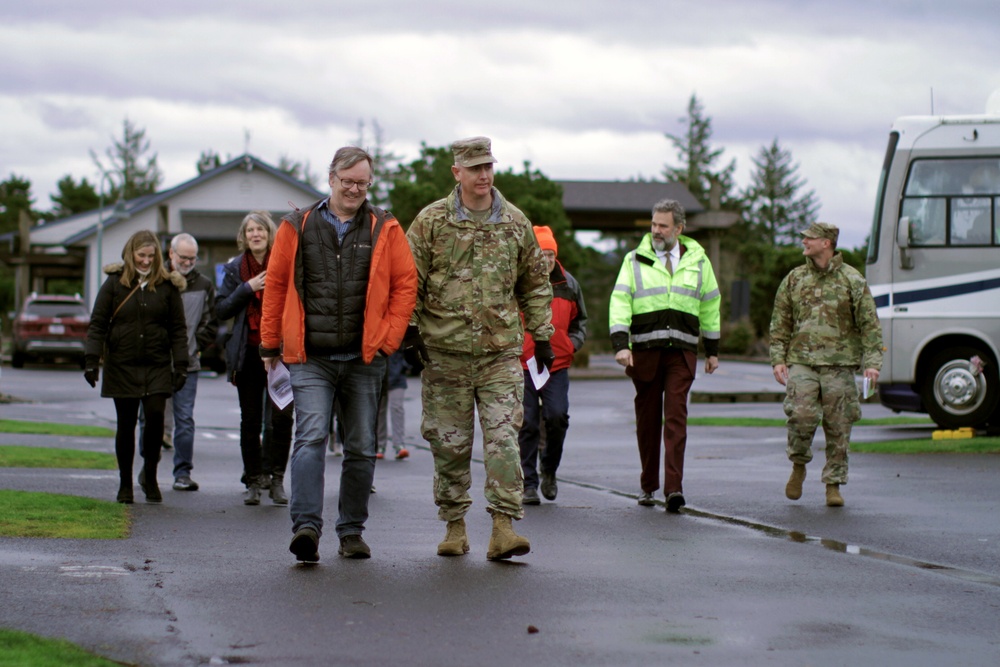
[84,229,188,503]
[217,211,294,506]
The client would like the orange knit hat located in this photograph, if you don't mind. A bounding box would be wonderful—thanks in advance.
[533,225,558,257]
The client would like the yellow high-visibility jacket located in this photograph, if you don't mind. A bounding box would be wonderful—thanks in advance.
[608,234,721,356]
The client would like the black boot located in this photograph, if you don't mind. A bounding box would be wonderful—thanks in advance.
[138,466,162,504]
[117,473,134,504]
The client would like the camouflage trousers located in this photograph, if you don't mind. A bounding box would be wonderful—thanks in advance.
[421,349,525,522]
[783,364,861,485]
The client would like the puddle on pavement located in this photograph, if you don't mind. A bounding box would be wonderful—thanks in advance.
[441,448,1000,588]
[683,507,1000,588]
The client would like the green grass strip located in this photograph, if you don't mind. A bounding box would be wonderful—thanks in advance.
[851,437,1000,454]
[688,416,934,428]
[0,628,121,667]
[0,419,115,438]
[0,446,116,470]
[0,490,129,539]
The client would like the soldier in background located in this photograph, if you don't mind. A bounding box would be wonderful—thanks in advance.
[769,222,883,507]
[405,136,554,561]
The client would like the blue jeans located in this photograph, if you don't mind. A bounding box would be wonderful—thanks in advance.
[518,368,570,490]
[288,355,386,540]
[171,372,198,478]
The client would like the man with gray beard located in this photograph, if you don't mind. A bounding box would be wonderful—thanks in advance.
[608,199,721,513]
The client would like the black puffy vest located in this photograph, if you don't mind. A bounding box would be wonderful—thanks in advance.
[299,211,372,356]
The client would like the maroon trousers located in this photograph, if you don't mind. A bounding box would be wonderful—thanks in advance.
[628,348,697,495]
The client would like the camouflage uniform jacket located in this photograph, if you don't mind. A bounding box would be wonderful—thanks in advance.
[407,185,554,355]
[769,252,883,370]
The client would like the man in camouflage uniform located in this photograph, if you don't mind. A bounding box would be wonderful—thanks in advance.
[769,222,883,507]
[405,136,554,561]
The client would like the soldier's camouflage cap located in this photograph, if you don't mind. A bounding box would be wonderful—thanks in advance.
[802,222,839,244]
[451,136,498,168]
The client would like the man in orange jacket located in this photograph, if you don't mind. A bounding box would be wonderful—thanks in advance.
[260,146,417,564]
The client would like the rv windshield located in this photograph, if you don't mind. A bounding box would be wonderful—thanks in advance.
[902,157,1000,247]
[867,131,899,264]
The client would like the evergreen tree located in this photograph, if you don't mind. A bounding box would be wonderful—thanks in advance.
[663,94,737,209]
[48,175,99,219]
[743,138,819,245]
[90,118,163,200]
[387,143,456,228]
[197,150,223,175]
[277,154,319,189]
[0,174,35,234]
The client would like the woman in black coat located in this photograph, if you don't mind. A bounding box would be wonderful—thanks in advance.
[216,210,293,506]
[84,229,189,504]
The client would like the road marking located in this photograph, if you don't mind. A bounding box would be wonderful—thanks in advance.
[59,565,130,578]
[444,441,1000,590]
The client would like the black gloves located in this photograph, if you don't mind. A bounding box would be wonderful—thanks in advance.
[172,371,188,393]
[402,325,429,363]
[84,367,99,388]
[534,339,555,373]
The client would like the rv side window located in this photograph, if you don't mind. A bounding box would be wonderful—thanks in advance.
[902,158,1000,246]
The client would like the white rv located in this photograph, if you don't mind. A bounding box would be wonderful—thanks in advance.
[867,99,1000,428]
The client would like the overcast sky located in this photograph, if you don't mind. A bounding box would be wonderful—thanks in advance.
[3,0,999,248]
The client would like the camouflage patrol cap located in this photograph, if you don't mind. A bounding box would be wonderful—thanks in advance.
[451,136,498,167]
[802,222,839,244]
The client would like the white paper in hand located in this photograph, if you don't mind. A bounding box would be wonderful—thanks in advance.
[267,361,294,410]
[527,356,550,391]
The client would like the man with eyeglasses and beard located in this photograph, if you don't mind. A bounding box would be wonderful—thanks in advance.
[609,199,721,513]
[163,233,217,492]
[260,146,417,564]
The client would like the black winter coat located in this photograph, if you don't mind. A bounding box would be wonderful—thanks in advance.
[84,265,189,398]
[216,254,256,383]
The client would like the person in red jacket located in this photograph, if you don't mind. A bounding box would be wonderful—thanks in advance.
[519,226,588,504]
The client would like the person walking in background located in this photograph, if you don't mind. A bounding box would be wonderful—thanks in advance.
[406,136,554,561]
[164,232,217,492]
[216,211,294,507]
[376,350,410,460]
[84,230,188,504]
[769,222,883,507]
[519,225,587,505]
[260,146,417,564]
[609,199,721,513]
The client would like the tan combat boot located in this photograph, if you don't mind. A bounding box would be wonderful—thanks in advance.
[486,513,531,561]
[826,484,844,507]
[437,518,470,556]
[785,463,806,500]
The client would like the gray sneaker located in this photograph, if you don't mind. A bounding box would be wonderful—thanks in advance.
[338,534,371,559]
[172,476,199,491]
[269,479,288,505]
[523,487,541,505]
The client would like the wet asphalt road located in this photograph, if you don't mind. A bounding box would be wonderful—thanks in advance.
[0,360,998,666]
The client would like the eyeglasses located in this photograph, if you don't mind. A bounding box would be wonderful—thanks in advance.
[175,254,198,263]
[336,176,372,191]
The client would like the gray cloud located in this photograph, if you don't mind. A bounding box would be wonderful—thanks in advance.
[2,0,999,251]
